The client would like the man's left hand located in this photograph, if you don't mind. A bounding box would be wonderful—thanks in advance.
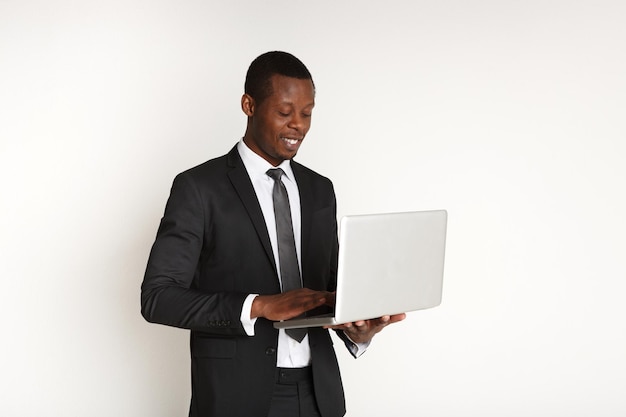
[325,313,406,344]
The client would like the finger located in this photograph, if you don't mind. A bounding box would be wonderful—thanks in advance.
[388,313,406,323]
[297,295,327,310]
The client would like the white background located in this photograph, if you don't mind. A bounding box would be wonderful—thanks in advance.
[1,1,625,416]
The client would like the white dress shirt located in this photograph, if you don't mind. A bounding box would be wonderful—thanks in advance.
[236,139,368,365]
[237,139,312,367]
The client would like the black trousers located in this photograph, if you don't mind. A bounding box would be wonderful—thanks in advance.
[267,367,322,417]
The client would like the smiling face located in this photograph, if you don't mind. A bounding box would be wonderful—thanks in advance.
[242,74,315,166]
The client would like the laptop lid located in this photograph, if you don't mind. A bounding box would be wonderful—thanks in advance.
[334,209,447,324]
[274,210,447,329]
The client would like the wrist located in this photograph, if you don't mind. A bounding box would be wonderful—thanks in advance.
[250,295,266,319]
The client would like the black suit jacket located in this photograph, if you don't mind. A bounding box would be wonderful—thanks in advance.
[141,145,346,417]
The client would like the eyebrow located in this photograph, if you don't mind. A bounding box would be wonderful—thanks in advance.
[275,101,315,108]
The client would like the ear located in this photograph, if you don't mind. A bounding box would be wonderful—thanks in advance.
[241,94,255,117]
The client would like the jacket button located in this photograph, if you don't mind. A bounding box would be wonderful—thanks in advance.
[265,347,276,356]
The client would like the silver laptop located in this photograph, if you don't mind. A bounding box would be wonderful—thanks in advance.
[274,210,447,330]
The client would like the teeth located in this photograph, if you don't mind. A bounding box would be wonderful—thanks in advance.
[283,138,299,145]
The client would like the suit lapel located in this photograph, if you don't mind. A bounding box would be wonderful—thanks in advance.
[226,146,277,274]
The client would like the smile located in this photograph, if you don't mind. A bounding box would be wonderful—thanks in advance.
[281,137,301,146]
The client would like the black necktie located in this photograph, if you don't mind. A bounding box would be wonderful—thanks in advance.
[266,168,307,342]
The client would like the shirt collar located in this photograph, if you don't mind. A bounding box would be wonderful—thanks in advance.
[237,139,295,183]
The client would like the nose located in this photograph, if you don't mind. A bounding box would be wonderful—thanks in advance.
[287,113,307,133]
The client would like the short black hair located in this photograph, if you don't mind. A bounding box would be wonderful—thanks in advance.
[244,51,314,104]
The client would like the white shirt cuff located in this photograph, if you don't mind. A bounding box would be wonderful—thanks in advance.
[344,332,371,358]
[240,294,259,336]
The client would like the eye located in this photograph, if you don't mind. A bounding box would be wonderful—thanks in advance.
[278,111,291,117]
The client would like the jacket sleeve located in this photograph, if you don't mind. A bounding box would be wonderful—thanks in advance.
[140,172,248,335]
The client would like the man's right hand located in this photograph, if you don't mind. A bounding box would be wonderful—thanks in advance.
[251,288,333,321]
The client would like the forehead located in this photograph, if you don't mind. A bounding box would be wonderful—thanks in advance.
[266,74,315,105]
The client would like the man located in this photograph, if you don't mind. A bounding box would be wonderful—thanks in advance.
[141,51,404,417]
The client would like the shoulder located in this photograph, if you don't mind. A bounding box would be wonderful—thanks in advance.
[291,160,336,206]
[174,145,240,182]
[291,160,333,188]
[163,147,242,203]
